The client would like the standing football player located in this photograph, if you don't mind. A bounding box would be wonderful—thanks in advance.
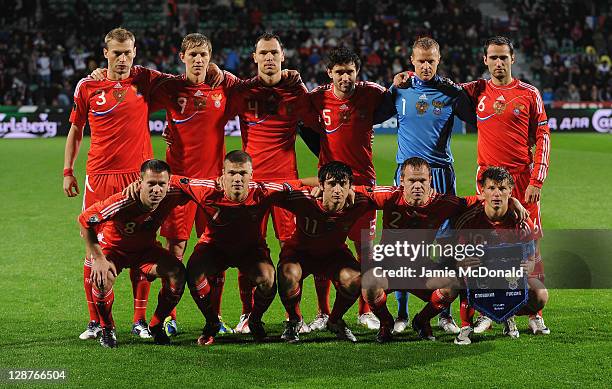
[307,47,390,331]
[461,36,551,335]
[451,167,549,344]
[384,37,476,334]
[64,28,163,341]
[227,33,318,334]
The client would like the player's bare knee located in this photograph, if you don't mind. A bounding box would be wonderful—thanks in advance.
[254,266,276,292]
[338,268,361,295]
[279,263,301,285]
[535,287,548,309]
[362,268,386,291]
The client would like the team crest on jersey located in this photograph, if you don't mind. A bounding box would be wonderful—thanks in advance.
[513,103,525,116]
[493,95,506,115]
[415,94,428,115]
[194,97,206,110]
[210,93,223,108]
[113,88,127,103]
[88,215,99,223]
[432,100,444,115]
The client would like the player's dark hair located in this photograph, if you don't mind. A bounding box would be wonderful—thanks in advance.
[318,161,353,185]
[478,166,515,187]
[326,47,361,71]
[400,157,431,177]
[140,159,171,175]
[483,36,514,56]
[412,37,440,53]
[224,150,252,164]
[181,33,212,54]
[254,32,284,52]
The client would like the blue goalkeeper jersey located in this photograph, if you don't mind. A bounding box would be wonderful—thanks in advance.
[383,75,476,168]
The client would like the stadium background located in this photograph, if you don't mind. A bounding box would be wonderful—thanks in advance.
[0,0,610,387]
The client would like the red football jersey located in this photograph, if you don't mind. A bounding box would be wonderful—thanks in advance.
[149,71,243,177]
[170,175,299,252]
[70,66,160,174]
[78,188,187,252]
[453,203,536,244]
[227,78,313,180]
[309,82,386,185]
[277,188,372,255]
[363,186,479,243]
[462,78,551,187]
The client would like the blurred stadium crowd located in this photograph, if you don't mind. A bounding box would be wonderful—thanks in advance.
[0,0,609,107]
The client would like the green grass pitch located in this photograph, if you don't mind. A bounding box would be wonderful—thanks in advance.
[0,133,610,387]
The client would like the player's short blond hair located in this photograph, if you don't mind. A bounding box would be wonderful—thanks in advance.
[104,28,135,47]
[181,33,212,54]
[412,37,440,53]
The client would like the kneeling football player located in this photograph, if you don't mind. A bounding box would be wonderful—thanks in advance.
[173,151,304,345]
[442,167,548,345]
[276,162,372,343]
[79,160,187,348]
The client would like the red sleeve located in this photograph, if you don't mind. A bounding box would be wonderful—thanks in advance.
[222,71,255,90]
[464,195,480,207]
[528,88,551,188]
[361,185,396,209]
[460,79,486,106]
[365,81,387,106]
[148,77,174,113]
[133,65,174,103]
[78,193,130,228]
[69,78,89,127]
[301,94,321,130]
[170,175,217,203]
[519,217,537,242]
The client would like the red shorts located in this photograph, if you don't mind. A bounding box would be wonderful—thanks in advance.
[83,172,140,210]
[279,246,360,280]
[103,243,178,281]
[189,242,273,272]
[348,209,377,242]
[476,166,542,238]
[161,201,208,241]
[261,206,296,242]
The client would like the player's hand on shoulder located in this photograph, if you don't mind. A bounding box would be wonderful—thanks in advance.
[282,69,302,87]
[122,180,142,200]
[509,197,530,222]
[524,185,541,204]
[161,125,173,146]
[346,186,356,206]
[206,63,224,88]
[216,176,225,191]
[89,68,106,81]
[309,186,322,198]
[521,257,535,274]
[63,175,80,197]
[393,71,414,89]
